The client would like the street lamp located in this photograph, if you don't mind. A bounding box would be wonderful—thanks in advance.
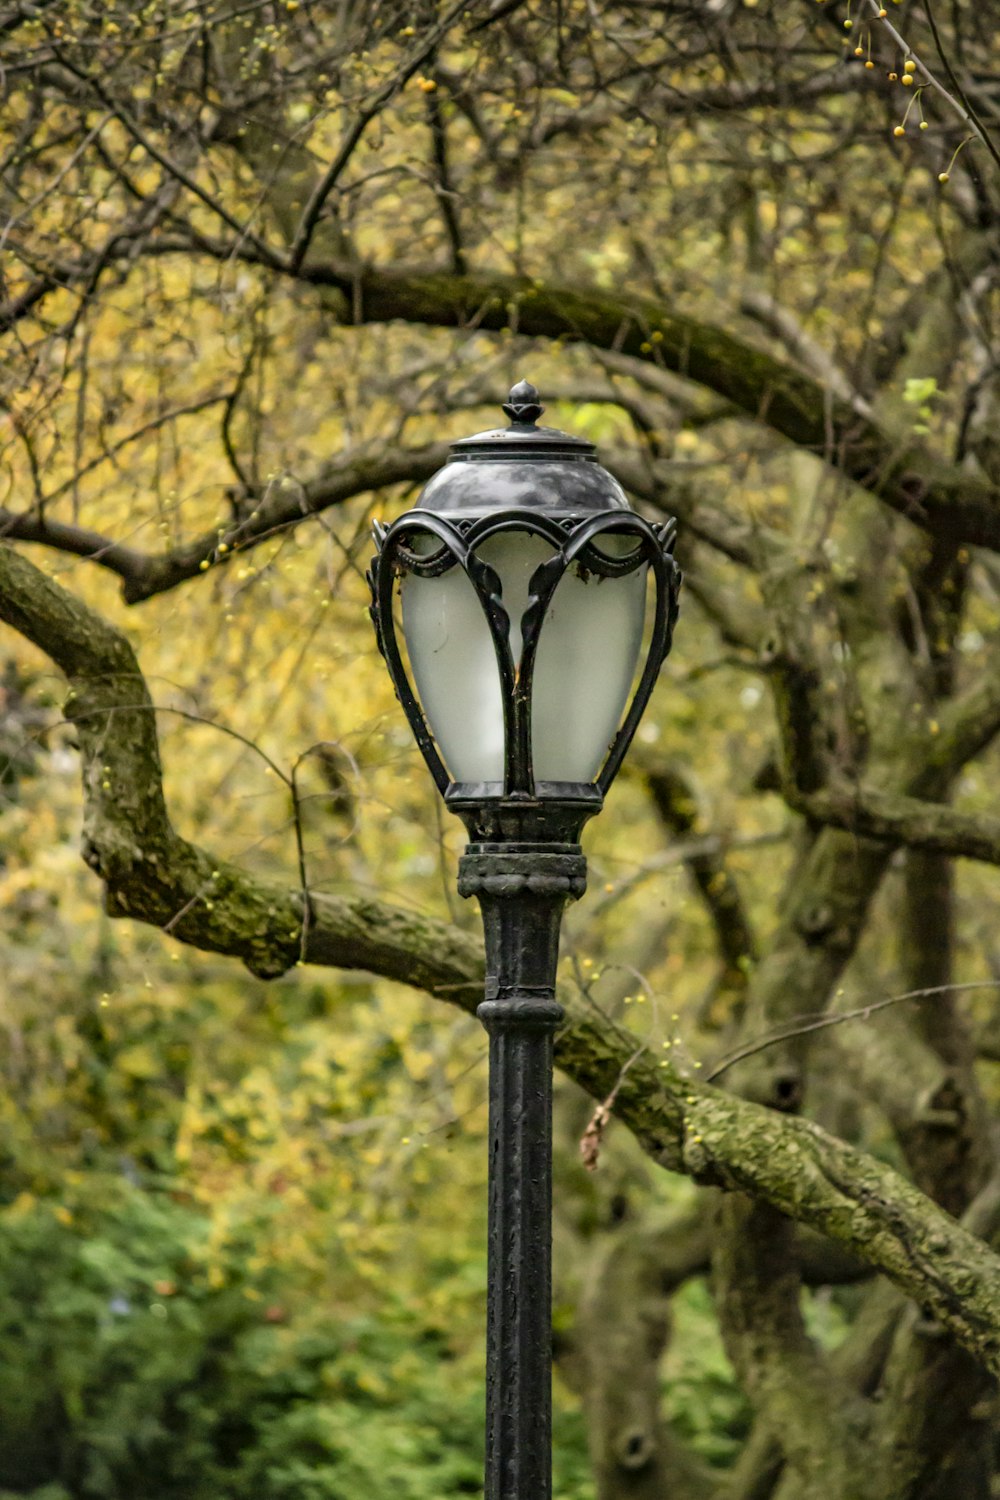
[367,380,681,1500]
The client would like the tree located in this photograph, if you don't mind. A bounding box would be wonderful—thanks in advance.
[3,1,1000,1496]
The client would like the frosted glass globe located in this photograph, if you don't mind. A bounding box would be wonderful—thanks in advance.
[401,530,646,786]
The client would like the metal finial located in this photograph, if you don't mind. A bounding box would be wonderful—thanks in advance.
[502,379,544,427]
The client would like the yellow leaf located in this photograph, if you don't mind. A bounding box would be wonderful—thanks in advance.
[116,1045,160,1079]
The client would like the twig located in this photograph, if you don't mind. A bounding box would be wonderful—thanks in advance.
[706,979,1000,1082]
[863,0,1000,172]
[286,0,475,274]
[580,1041,647,1171]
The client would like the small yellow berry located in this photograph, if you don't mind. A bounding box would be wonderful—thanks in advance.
[843,17,853,26]
[901,74,914,85]
[854,45,864,55]
[938,171,950,183]
[888,71,898,81]
[417,76,437,92]
[865,59,875,68]
[893,125,906,137]
[919,120,929,130]
[904,58,916,72]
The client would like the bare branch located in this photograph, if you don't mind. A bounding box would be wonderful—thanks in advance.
[0,443,451,602]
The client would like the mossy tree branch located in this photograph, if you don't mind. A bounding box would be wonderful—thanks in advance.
[139,237,1000,555]
[790,782,1000,867]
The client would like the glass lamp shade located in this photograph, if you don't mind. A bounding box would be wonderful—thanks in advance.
[400,530,646,786]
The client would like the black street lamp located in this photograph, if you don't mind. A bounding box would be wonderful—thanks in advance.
[367,380,682,1500]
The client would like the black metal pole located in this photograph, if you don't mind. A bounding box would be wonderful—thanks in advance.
[459,843,587,1500]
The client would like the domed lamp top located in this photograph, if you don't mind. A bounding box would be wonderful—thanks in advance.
[413,380,632,518]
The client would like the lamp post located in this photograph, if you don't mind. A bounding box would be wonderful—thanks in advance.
[367,380,681,1500]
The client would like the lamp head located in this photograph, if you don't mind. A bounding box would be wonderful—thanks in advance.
[368,382,681,843]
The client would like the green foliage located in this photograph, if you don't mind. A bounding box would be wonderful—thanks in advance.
[0,1187,494,1499]
[662,1279,751,1469]
[902,377,939,407]
[902,377,939,435]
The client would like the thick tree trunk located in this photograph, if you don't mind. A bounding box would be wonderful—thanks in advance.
[575,1208,715,1500]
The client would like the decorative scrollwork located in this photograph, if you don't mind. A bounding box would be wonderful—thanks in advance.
[574,536,648,578]
[368,504,682,804]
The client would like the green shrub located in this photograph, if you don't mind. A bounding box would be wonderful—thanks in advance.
[0,1185,596,1499]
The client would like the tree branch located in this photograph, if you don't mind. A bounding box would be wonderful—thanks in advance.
[88,229,1000,555]
[792,782,1000,867]
[636,753,757,1027]
[121,441,452,603]
[285,0,476,274]
[0,444,450,603]
[0,540,482,995]
[21,126,996,565]
[208,254,1000,549]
